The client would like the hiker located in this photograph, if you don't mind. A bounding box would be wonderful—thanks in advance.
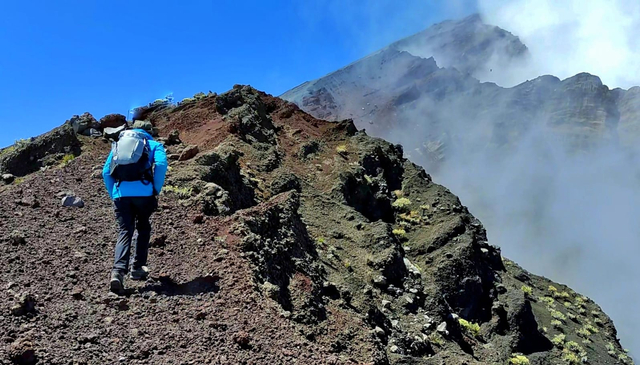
[102,124,168,293]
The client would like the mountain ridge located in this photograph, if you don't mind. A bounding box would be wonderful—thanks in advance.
[0,86,632,364]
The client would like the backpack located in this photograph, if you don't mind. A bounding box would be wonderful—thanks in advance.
[109,130,154,186]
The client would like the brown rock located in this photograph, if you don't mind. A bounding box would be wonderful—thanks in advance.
[179,145,199,161]
[193,215,204,224]
[233,331,251,348]
[71,288,84,300]
[7,339,36,365]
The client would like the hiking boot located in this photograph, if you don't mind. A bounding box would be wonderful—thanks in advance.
[130,266,149,281]
[110,270,124,293]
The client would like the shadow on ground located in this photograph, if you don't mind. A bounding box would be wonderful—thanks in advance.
[139,274,220,297]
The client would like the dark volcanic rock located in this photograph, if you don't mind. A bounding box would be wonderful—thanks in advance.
[99,113,127,129]
[67,112,99,136]
[0,123,81,176]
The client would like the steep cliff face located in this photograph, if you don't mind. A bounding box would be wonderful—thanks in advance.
[0,87,631,364]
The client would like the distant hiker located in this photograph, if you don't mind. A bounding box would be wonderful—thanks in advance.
[102,124,168,293]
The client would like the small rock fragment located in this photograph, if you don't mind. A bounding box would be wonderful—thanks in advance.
[373,275,388,286]
[61,195,84,208]
[233,331,251,348]
[10,231,26,246]
[11,293,37,316]
[71,288,84,300]
[437,322,448,336]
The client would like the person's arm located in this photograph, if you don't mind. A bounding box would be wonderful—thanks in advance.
[151,142,168,195]
[102,151,115,199]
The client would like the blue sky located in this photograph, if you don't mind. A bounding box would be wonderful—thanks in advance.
[0,0,475,147]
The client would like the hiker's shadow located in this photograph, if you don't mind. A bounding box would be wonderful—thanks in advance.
[139,275,220,297]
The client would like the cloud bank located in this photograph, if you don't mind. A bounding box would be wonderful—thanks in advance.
[477,0,640,89]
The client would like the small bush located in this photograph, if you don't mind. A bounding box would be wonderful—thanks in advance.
[584,324,598,334]
[562,351,581,364]
[392,228,407,239]
[163,185,193,199]
[60,153,75,166]
[509,355,530,365]
[521,285,533,296]
[552,334,566,348]
[551,320,563,329]
[565,341,583,352]
[541,296,555,307]
[619,353,632,364]
[428,332,444,346]
[392,197,412,212]
[576,328,591,338]
[548,285,558,293]
[335,145,348,155]
[550,309,566,321]
[458,318,480,338]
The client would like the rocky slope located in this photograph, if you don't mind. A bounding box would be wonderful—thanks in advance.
[0,86,631,364]
[281,15,640,167]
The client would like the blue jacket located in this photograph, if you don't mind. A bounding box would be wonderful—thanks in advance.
[102,129,168,200]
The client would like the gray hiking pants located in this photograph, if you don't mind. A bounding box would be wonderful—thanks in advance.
[112,196,158,273]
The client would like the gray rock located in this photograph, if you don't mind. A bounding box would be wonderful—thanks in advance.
[103,125,126,141]
[374,326,385,337]
[132,120,153,132]
[87,128,102,137]
[381,300,391,309]
[373,275,388,286]
[390,345,399,353]
[2,173,15,183]
[68,112,98,135]
[437,322,448,335]
[403,258,422,276]
[61,196,84,208]
[167,154,180,161]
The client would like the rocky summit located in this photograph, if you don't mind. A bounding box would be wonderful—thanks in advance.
[0,86,632,364]
[281,15,640,166]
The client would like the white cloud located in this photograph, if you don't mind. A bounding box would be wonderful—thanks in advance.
[478,0,640,88]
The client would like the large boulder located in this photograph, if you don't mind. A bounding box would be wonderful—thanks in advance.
[103,125,126,141]
[99,114,127,129]
[67,112,99,136]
